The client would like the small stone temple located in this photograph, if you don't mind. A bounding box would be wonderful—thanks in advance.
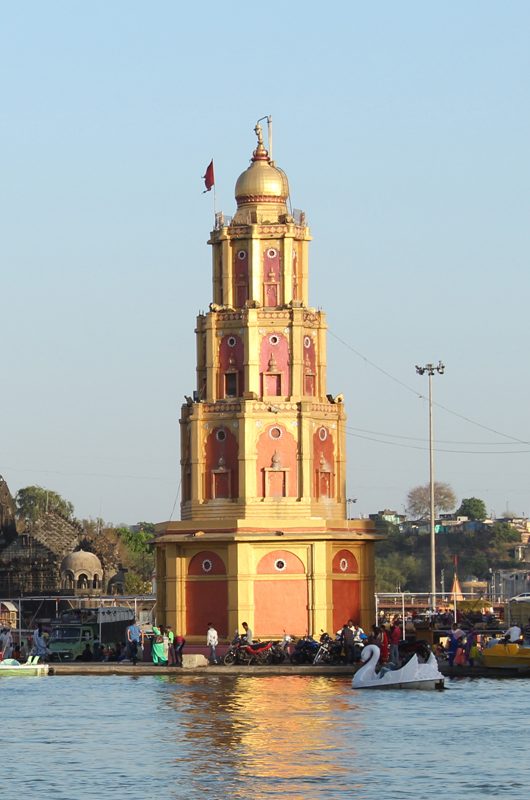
[155,124,379,641]
[0,475,123,597]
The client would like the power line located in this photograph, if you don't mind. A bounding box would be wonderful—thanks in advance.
[345,429,530,454]
[329,328,529,444]
[346,425,530,447]
[3,464,176,483]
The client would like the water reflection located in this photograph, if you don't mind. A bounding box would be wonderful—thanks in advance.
[160,675,364,799]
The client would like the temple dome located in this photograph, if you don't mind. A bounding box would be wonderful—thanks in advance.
[234,124,289,212]
[235,158,289,204]
[61,549,102,575]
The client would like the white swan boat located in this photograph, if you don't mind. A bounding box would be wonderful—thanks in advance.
[352,644,444,690]
[0,656,49,677]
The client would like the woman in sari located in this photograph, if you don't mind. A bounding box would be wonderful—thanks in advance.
[151,625,168,665]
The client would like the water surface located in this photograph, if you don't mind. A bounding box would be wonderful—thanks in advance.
[2,674,528,799]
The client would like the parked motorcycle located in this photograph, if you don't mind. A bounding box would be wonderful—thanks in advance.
[269,640,287,664]
[289,635,320,664]
[223,636,274,666]
[313,632,345,665]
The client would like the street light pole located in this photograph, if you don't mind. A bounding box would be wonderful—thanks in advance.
[415,361,445,609]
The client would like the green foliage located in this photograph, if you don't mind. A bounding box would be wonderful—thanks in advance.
[124,571,152,594]
[375,552,424,592]
[490,521,520,544]
[376,518,521,591]
[117,523,155,590]
[456,497,487,521]
[15,485,74,522]
[117,525,154,555]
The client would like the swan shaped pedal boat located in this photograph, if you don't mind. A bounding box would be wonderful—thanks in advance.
[352,644,444,690]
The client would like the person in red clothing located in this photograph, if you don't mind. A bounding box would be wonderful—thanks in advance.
[378,625,390,663]
[389,618,402,666]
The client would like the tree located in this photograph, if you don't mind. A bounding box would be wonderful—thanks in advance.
[456,497,487,521]
[117,525,154,555]
[116,523,155,589]
[15,485,74,523]
[406,482,456,519]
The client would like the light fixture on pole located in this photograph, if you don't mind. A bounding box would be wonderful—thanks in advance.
[415,361,445,609]
[346,498,357,534]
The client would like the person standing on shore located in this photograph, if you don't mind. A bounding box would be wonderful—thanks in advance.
[126,619,142,665]
[151,624,168,666]
[389,619,402,666]
[32,625,48,659]
[206,623,219,664]
[167,626,176,665]
[0,627,13,659]
[341,623,356,665]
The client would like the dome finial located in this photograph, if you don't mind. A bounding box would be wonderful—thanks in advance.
[252,121,269,162]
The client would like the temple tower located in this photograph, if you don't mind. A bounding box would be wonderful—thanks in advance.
[155,124,378,639]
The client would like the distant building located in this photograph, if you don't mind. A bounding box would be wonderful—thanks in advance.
[369,510,406,527]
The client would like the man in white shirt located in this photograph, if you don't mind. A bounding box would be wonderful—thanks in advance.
[504,625,522,643]
[242,622,253,644]
[206,622,219,664]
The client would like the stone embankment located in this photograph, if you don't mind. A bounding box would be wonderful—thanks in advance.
[46,655,530,678]
[49,653,355,676]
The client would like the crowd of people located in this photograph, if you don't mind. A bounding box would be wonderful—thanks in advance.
[435,617,530,667]
[4,612,530,670]
[75,621,189,665]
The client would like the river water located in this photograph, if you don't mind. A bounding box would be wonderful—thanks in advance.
[2,674,528,799]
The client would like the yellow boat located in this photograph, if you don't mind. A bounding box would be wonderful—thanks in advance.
[482,642,530,670]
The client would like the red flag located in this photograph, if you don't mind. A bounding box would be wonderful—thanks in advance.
[202,159,214,193]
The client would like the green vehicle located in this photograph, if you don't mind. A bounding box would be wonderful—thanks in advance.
[48,607,135,661]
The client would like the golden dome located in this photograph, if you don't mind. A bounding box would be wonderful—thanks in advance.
[235,159,289,203]
[234,123,289,208]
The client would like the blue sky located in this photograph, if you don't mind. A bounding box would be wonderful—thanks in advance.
[2,2,529,524]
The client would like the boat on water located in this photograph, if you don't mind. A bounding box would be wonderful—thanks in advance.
[0,657,49,677]
[352,644,444,690]
[482,642,530,671]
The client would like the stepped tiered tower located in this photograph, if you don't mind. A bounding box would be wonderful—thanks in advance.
[155,124,378,639]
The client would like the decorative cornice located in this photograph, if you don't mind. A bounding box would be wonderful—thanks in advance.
[237,194,287,205]
[201,403,242,414]
[257,310,291,320]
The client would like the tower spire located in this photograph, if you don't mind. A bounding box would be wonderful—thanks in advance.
[252,121,269,162]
